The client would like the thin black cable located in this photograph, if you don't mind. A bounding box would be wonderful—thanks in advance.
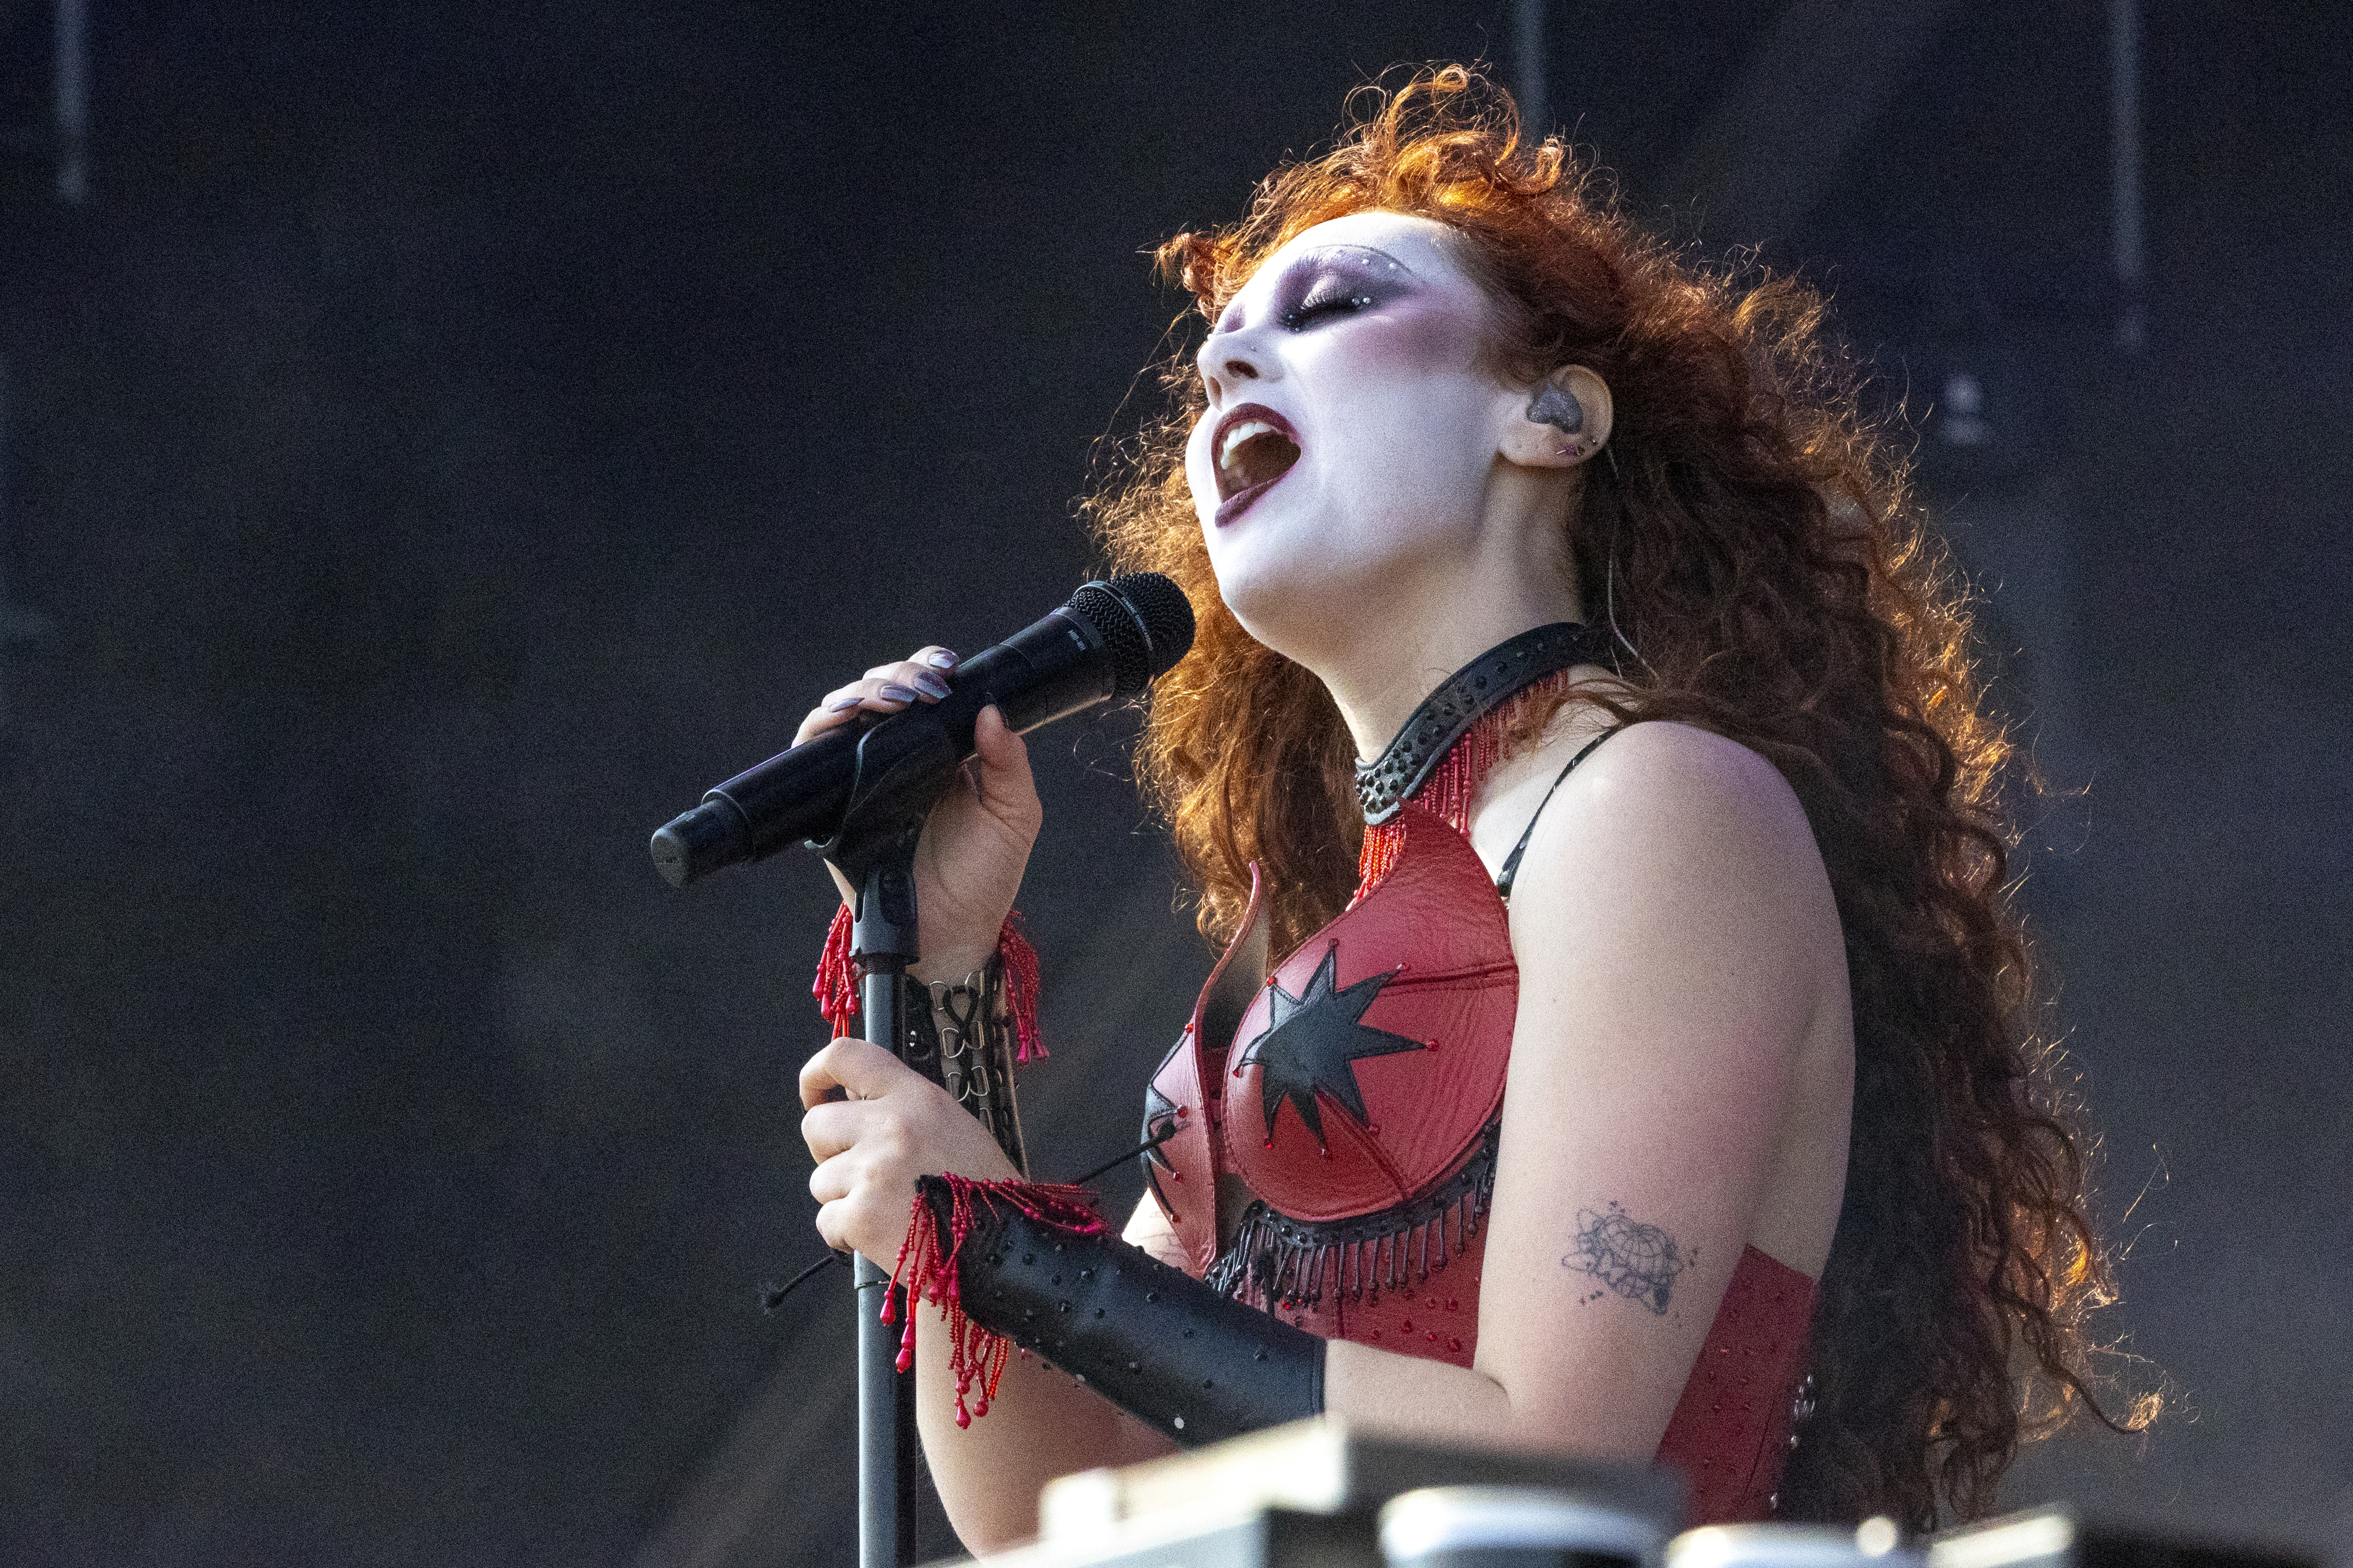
[1065,1120,1180,1188]
[760,1250,850,1312]
[758,1123,1182,1312]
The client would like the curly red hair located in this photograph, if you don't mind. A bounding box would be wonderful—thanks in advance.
[1086,65,2154,1526]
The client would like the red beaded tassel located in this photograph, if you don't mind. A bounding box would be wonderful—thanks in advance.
[1351,675,1569,905]
[887,1175,1108,1427]
[812,905,1044,1061]
[814,905,860,1037]
[1414,713,1502,835]
[997,913,1046,1062]
[1352,819,1407,903]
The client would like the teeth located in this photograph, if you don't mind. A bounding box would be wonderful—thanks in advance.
[1218,419,1279,475]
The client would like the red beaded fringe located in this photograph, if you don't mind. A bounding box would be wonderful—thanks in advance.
[814,905,860,1037]
[814,906,1044,1060]
[1352,674,1571,904]
[998,913,1045,1063]
[888,1175,1108,1427]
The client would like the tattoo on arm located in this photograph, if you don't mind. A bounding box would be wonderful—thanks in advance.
[1564,1201,1691,1315]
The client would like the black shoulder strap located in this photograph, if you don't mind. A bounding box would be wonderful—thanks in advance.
[1495,726,1624,902]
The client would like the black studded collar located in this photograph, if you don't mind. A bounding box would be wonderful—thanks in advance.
[1354,622,1611,825]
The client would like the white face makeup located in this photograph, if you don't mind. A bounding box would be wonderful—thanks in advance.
[1185,211,1513,646]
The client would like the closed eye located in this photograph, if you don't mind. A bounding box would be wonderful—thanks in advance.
[1260,245,1414,333]
[1279,290,1374,331]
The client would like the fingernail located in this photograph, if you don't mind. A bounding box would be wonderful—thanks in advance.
[926,650,958,669]
[912,672,951,699]
[878,683,918,703]
[825,693,861,712]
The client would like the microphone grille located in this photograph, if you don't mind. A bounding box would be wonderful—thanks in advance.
[1066,572,1197,698]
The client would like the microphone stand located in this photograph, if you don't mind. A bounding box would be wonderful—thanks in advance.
[839,827,925,1568]
[654,578,1189,1564]
[825,783,1027,1567]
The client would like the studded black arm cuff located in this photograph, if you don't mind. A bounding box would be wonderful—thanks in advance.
[916,1175,1325,1449]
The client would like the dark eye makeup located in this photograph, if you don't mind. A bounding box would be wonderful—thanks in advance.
[1218,245,1419,335]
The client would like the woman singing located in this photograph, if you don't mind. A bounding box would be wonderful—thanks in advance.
[794,67,2144,1553]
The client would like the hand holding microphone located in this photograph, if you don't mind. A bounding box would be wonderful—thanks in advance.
[792,647,1042,983]
[649,575,1196,978]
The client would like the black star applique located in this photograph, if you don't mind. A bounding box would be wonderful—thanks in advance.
[1235,944,1425,1145]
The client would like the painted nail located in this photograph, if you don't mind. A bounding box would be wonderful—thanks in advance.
[878,683,918,703]
[912,672,951,699]
[825,693,861,712]
[926,650,959,669]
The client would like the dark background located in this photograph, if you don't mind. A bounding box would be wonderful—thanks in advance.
[1,3,2347,1564]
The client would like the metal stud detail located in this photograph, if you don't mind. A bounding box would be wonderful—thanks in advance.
[1355,623,1611,823]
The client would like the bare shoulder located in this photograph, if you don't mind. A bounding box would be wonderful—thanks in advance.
[1506,718,1842,1019]
[1519,719,1823,888]
[1577,719,1809,832]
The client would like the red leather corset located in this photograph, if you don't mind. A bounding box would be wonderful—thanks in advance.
[1143,800,1508,1365]
[1139,775,1820,1523]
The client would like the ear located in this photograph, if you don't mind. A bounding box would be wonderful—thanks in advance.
[1497,365,1615,469]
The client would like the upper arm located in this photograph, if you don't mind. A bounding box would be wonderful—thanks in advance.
[1471,722,1842,1455]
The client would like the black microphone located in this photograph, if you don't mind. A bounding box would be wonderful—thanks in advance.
[649,573,1196,888]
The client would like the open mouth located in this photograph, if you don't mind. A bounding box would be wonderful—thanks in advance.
[1212,405,1302,519]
